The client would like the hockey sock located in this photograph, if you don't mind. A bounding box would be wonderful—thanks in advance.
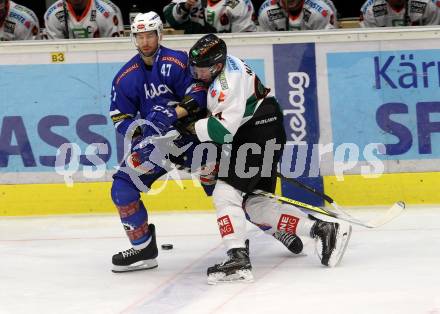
[111,179,151,249]
[212,180,247,250]
[244,195,315,238]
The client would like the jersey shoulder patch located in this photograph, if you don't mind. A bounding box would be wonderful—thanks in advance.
[303,8,312,22]
[95,0,118,19]
[115,57,141,86]
[160,48,188,69]
[258,0,274,14]
[304,0,325,14]
[8,7,33,28]
[226,56,241,72]
[44,1,64,20]
[3,20,16,35]
[226,0,240,9]
[372,3,387,17]
[360,0,376,14]
[410,1,428,13]
[98,0,121,13]
[267,7,285,21]
[13,4,38,23]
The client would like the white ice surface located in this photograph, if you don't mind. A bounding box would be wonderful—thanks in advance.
[1,206,439,314]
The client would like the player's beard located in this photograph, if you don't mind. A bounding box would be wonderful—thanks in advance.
[139,44,158,56]
[139,45,159,65]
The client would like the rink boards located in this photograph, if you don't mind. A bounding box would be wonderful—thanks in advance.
[1,28,440,215]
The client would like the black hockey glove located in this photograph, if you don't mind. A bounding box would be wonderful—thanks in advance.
[174,108,207,136]
[179,95,201,118]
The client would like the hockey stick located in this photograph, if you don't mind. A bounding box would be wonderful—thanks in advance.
[253,190,405,229]
[277,173,354,218]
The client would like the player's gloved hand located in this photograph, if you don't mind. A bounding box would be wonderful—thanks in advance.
[144,105,178,137]
[174,108,207,136]
[178,95,201,118]
[127,106,177,173]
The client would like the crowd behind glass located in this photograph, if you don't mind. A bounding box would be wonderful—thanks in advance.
[1,0,439,41]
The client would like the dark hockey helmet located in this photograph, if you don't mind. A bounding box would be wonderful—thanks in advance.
[189,34,227,68]
[189,34,227,83]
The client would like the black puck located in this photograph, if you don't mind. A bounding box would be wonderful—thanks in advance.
[161,244,173,250]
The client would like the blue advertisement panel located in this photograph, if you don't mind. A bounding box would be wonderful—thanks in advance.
[0,62,123,172]
[0,58,266,177]
[273,43,323,206]
[327,49,440,161]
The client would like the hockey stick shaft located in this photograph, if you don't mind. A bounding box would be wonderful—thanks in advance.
[254,190,368,227]
[254,190,405,228]
[277,173,357,218]
[277,173,334,204]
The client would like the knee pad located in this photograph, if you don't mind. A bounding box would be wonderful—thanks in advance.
[111,178,140,206]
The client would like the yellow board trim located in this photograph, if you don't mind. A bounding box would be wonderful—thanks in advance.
[323,172,440,206]
[0,180,215,216]
[0,178,282,216]
[1,172,438,216]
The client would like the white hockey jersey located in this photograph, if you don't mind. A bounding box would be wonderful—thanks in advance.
[0,1,40,41]
[360,0,440,27]
[164,0,257,33]
[44,0,124,39]
[258,0,337,31]
[195,55,270,144]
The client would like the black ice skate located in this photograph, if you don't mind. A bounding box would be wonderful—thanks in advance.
[273,230,303,254]
[310,216,352,267]
[207,240,253,284]
[112,224,158,273]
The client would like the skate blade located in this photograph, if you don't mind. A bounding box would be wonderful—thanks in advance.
[207,269,254,285]
[112,258,158,273]
[327,224,352,267]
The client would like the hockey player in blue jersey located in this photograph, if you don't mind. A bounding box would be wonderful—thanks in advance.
[109,11,208,272]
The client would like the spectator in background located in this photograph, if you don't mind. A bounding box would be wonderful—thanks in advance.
[44,0,124,39]
[360,0,440,27]
[163,0,257,34]
[258,0,338,31]
[0,0,40,40]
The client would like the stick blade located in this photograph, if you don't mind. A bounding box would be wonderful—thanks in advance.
[365,201,406,228]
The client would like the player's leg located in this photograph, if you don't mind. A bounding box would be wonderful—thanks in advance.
[207,180,253,284]
[110,169,164,273]
[244,195,352,267]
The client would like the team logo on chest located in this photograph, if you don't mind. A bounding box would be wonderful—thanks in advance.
[144,83,172,99]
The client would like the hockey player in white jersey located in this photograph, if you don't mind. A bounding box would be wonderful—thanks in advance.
[44,0,124,39]
[163,0,257,34]
[0,0,40,40]
[360,0,440,27]
[185,34,351,284]
[258,0,338,31]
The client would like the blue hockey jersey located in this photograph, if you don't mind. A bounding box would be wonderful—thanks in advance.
[109,46,207,136]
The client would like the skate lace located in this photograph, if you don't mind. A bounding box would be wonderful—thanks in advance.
[275,231,296,246]
[122,248,140,258]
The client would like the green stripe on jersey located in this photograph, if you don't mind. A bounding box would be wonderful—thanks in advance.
[244,94,258,117]
[207,117,231,144]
